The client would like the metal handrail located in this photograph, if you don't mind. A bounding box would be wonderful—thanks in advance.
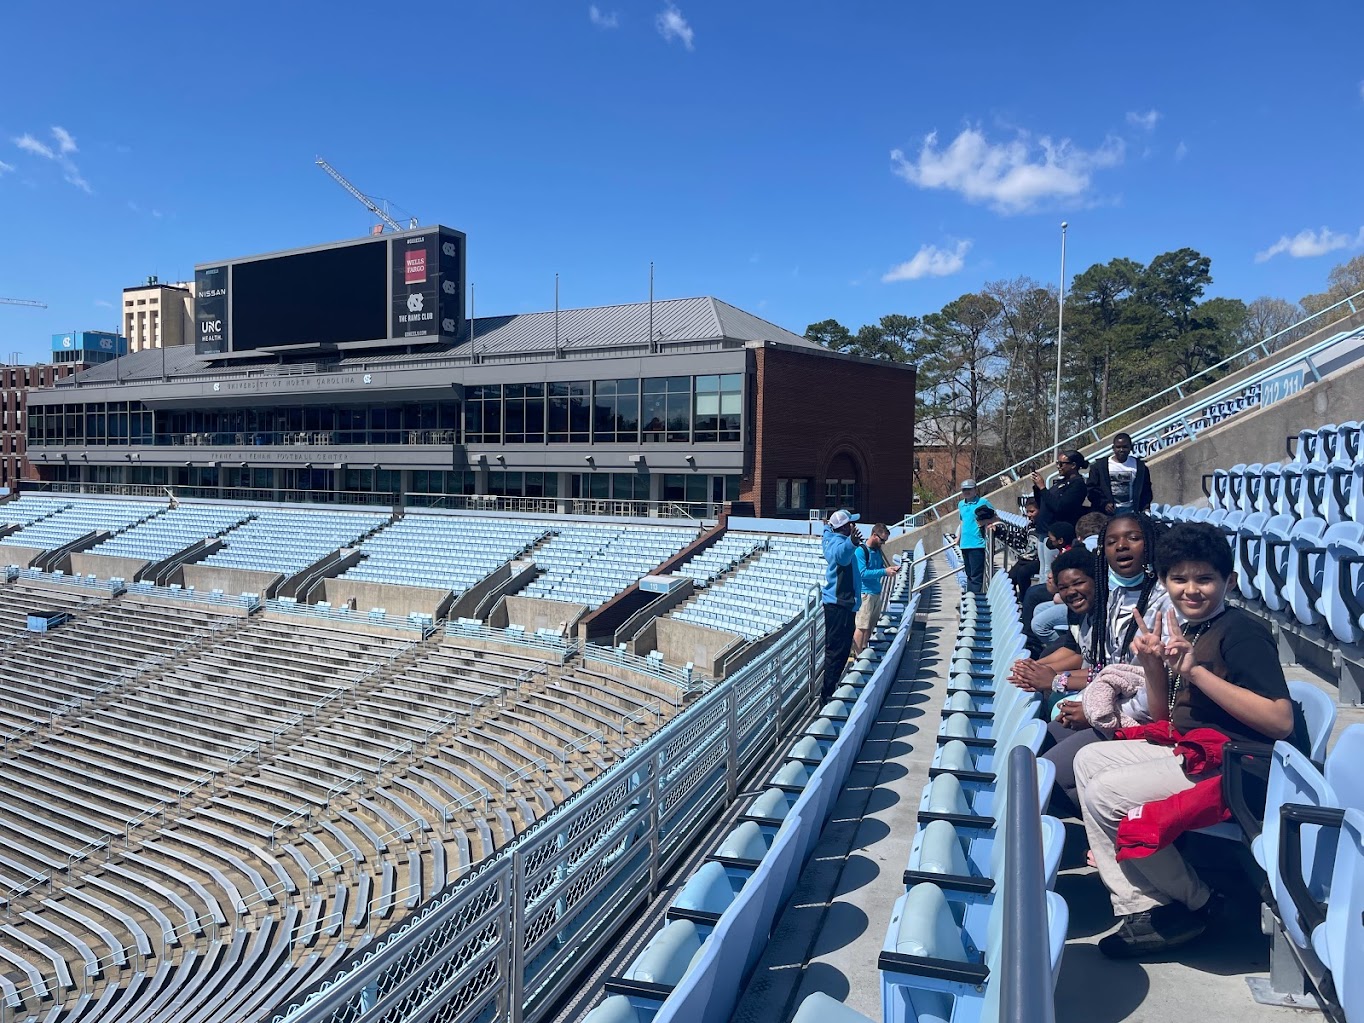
[902,286,1364,525]
[1001,745,1056,1023]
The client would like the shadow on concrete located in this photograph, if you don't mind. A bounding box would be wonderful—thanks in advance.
[809,900,871,957]
[799,961,851,1002]
[1055,944,1152,1023]
[832,852,881,896]
[849,819,891,852]
[863,784,901,815]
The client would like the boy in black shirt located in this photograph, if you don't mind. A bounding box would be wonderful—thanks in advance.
[1073,522,1301,958]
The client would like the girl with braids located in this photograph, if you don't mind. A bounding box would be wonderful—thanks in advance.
[1008,511,1172,813]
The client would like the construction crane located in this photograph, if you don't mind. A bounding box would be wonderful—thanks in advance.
[315,157,418,234]
[0,298,46,309]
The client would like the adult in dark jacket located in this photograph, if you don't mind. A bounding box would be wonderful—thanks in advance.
[1032,450,1089,530]
[1087,432,1153,514]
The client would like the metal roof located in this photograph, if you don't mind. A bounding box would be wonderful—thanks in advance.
[62,296,824,386]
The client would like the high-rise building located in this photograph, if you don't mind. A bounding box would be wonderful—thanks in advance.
[122,278,195,352]
[51,331,127,366]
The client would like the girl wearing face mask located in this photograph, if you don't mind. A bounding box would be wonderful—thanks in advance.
[1010,511,1172,814]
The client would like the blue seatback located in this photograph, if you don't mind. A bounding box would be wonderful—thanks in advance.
[1243,463,1266,514]
[1260,743,1337,949]
[1236,512,1269,600]
[1259,513,1296,611]
[1315,809,1364,1022]
[1228,463,1249,510]
[1287,680,1337,764]
[1287,518,1329,626]
[1263,462,1288,517]
[1321,525,1364,645]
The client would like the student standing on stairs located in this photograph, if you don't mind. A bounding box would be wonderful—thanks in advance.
[853,523,900,654]
[820,509,862,702]
[956,479,992,594]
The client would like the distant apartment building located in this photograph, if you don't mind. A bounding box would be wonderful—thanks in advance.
[1,359,87,489]
[123,278,195,352]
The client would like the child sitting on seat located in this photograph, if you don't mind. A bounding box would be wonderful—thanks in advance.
[1074,521,1307,959]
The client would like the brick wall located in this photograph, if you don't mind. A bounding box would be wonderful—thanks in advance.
[2,362,83,485]
[746,346,915,522]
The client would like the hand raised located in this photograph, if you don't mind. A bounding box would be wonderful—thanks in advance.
[1130,609,1165,666]
[1162,609,1197,677]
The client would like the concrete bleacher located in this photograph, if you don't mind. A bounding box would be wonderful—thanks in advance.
[0,561,696,1020]
[677,532,764,586]
[670,534,824,641]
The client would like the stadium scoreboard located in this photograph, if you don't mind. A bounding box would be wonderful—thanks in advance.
[194,226,466,355]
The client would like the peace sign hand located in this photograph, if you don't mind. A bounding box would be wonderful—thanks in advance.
[1160,608,1197,678]
[1130,609,1167,669]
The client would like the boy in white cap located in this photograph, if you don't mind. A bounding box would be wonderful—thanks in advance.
[820,509,862,700]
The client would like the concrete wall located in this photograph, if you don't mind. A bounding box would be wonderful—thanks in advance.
[1147,358,1364,507]
[320,577,453,618]
[0,545,46,568]
[637,616,743,677]
[121,590,254,618]
[448,562,513,621]
[501,595,588,634]
[70,552,151,581]
[182,563,283,597]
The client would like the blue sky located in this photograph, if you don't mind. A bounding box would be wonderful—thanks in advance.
[1,2,1362,363]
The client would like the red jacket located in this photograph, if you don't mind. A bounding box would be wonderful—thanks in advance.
[1110,722,1232,861]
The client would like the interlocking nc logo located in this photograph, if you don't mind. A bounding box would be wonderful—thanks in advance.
[407,293,424,313]
[442,318,456,333]
[442,242,456,257]
[442,280,456,295]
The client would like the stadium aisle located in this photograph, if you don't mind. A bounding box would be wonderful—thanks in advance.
[729,556,957,1022]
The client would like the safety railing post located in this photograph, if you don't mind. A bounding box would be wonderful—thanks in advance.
[724,686,738,804]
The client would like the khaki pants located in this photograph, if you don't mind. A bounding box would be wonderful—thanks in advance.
[1073,739,1211,916]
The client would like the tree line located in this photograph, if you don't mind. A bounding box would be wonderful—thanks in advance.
[807,250,1363,502]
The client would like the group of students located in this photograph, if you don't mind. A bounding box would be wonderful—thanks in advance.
[1004,508,1306,957]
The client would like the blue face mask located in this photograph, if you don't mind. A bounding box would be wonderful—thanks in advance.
[1109,567,1146,589]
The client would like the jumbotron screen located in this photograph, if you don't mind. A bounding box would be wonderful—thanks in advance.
[229,241,388,350]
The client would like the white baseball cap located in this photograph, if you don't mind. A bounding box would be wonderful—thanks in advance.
[828,509,861,529]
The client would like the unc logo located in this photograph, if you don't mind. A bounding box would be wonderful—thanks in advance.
[212,383,221,392]
[442,280,456,295]
[363,374,372,384]
[442,242,456,257]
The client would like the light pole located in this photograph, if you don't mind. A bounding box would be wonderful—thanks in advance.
[1052,221,1068,458]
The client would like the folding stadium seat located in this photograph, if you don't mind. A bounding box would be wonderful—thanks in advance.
[1285,517,1329,627]
[1240,463,1264,514]
[918,721,1052,825]
[1266,462,1293,518]
[1320,523,1364,646]
[1255,513,1297,611]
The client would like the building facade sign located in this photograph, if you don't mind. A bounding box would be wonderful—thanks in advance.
[195,266,229,354]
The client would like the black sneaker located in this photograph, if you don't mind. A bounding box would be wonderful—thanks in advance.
[1097,904,1206,959]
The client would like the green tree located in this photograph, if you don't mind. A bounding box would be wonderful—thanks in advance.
[1243,296,1306,354]
[1062,257,1141,423]
[984,277,1057,467]
[918,293,1004,482]
[805,319,852,351]
[1301,253,1364,316]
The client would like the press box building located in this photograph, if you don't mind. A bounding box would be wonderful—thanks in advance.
[24,227,916,521]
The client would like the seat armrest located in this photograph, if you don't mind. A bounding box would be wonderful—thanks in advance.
[1278,802,1345,939]
[1221,741,1273,844]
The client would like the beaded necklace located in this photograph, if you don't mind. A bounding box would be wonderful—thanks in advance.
[1166,611,1225,713]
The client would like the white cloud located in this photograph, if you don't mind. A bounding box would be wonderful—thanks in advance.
[51,126,77,155]
[14,133,54,159]
[12,126,91,193]
[1255,226,1364,262]
[589,5,619,28]
[1126,109,1161,132]
[1174,141,1188,162]
[882,240,972,282]
[656,4,694,49]
[890,127,1123,214]
[94,299,114,309]
[0,159,13,175]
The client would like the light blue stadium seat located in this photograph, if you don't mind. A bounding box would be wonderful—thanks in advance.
[1286,518,1329,626]
[1239,462,1263,514]
[581,996,642,1023]
[671,861,744,920]
[1321,523,1364,645]
[791,992,875,1023]
[1257,513,1296,611]
[623,919,707,986]
[1308,809,1364,1021]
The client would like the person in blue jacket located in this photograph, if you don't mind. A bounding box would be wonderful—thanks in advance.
[957,479,993,593]
[821,509,862,701]
[853,522,901,654]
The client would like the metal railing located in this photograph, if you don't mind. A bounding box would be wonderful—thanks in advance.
[266,597,435,636]
[902,287,1364,526]
[1001,745,1056,1023]
[581,645,699,695]
[445,618,573,660]
[265,588,824,1023]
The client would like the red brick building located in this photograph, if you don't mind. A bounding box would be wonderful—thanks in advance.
[748,345,916,523]
[1,362,85,490]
